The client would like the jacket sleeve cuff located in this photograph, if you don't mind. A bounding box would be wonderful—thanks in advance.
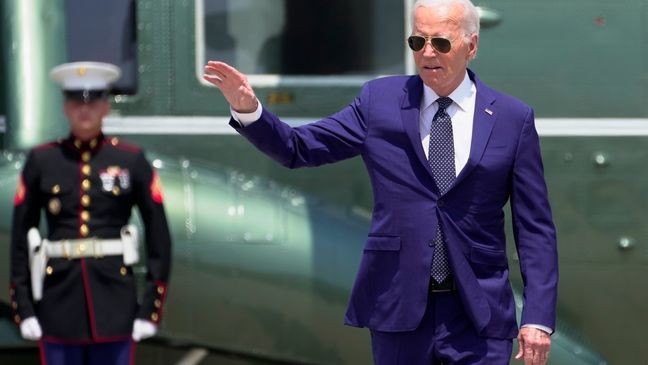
[521,323,553,335]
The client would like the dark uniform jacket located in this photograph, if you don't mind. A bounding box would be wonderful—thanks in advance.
[9,133,172,342]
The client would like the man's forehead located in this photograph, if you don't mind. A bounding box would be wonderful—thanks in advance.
[414,3,464,24]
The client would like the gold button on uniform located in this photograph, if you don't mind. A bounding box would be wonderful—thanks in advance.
[82,179,91,191]
[81,210,90,222]
[81,151,91,162]
[81,195,91,207]
[82,164,91,176]
[112,186,121,196]
[52,184,61,194]
[157,286,165,295]
[80,224,89,237]
[120,267,127,276]
[151,313,159,322]
[89,138,98,149]
[48,198,61,215]
[46,266,53,275]
[154,299,161,308]
[74,139,82,149]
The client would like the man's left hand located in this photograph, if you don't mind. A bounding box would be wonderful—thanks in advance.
[515,327,551,365]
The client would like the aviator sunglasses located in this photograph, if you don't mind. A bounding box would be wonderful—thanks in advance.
[407,35,452,53]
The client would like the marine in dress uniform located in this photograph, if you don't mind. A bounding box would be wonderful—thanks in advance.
[9,62,172,365]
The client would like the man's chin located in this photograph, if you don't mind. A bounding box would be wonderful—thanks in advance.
[71,124,101,137]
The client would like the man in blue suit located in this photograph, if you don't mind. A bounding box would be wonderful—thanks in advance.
[204,0,557,363]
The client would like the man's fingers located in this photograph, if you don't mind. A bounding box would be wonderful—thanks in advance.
[208,61,239,76]
[205,61,247,83]
[515,328,551,365]
[203,60,258,112]
[524,346,534,361]
[203,66,227,82]
[203,74,222,86]
[515,335,525,360]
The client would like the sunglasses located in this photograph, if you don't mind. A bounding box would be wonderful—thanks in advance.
[407,35,452,53]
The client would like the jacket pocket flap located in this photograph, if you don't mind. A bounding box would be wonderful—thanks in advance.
[470,246,507,266]
[364,236,401,251]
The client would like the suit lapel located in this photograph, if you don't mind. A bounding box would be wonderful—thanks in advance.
[400,77,439,190]
[453,72,497,187]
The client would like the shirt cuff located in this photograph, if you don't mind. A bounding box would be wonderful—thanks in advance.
[521,324,553,335]
[230,101,263,127]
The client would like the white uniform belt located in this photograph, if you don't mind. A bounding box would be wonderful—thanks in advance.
[28,225,139,301]
[45,238,124,259]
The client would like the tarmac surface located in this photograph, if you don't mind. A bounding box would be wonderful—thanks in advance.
[0,343,276,365]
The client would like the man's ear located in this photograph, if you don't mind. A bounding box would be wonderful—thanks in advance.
[467,33,479,60]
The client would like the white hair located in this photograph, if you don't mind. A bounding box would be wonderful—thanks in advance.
[412,0,480,38]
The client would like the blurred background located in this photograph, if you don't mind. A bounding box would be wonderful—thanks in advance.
[1,0,645,364]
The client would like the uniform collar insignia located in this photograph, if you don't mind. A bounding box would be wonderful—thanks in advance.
[66,133,105,151]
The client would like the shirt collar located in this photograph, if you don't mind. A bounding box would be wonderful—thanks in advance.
[421,71,475,112]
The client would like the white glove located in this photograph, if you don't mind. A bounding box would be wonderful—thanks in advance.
[131,319,157,342]
[20,316,42,341]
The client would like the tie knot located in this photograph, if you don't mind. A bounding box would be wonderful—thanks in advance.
[436,97,453,111]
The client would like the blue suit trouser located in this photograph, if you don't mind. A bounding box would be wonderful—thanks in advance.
[370,291,512,365]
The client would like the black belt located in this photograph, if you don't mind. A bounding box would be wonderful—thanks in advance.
[429,277,456,293]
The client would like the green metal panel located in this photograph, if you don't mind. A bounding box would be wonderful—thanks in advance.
[472,0,646,117]
[532,137,648,363]
[0,4,5,120]
[112,0,175,115]
[1,0,67,150]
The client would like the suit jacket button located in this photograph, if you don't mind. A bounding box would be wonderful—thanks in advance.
[438,200,444,207]
[428,240,434,247]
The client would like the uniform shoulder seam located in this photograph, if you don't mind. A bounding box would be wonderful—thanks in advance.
[33,141,58,151]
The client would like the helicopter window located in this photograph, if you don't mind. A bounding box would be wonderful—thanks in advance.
[198,0,406,85]
[64,0,138,95]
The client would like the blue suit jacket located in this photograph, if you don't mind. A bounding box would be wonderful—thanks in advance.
[231,70,558,339]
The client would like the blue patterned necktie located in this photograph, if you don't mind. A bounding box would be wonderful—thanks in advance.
[428,96,454,283]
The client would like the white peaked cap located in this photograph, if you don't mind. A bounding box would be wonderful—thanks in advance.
[50,61,121,90]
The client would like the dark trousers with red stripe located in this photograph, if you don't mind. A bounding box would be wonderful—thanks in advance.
[39,339,135,365]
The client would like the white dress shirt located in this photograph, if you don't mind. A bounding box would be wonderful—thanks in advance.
[419,71,475,177]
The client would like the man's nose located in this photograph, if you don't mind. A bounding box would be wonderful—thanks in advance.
[422,41,437,57]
